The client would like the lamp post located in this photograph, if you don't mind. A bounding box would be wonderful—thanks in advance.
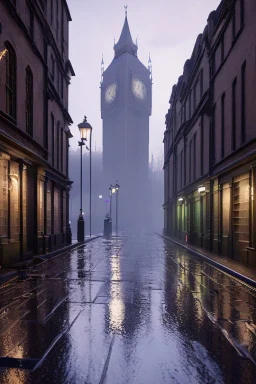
[77,116,92,241]
[109,186,113,219]
[115,181,120,236]
[85,136,92,237]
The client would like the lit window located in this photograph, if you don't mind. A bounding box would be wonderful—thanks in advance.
[25,66,33,137]
[5,42,16,119]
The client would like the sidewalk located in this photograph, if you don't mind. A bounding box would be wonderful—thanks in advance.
[158,233,256,288]
[0,236,101,285]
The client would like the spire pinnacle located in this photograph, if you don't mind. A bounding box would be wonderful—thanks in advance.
[100,54,104,86]
[148,53,153,82]
[124,5,128,17]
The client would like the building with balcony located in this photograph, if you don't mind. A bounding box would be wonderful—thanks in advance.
[0,0,74,266]
[163,0,256,268]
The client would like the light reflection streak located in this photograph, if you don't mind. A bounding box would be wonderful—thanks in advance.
[109,255,125,332]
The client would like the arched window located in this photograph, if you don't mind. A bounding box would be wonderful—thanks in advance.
[5,42,16,119]
[56,121,60,170]
[25,66,33,136]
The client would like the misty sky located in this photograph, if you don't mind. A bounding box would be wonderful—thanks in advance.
[68,0,220,159]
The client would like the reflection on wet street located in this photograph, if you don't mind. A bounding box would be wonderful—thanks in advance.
[0,234,256,383]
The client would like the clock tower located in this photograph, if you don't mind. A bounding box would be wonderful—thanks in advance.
[101,12,152,231]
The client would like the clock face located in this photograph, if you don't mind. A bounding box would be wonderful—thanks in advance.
[105,83,117,104]
[132,79,147,100]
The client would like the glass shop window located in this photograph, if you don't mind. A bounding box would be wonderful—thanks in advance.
[10,162,20,240]
[0,159,8,238]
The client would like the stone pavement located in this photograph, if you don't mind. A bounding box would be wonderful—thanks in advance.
[0,234,256,383]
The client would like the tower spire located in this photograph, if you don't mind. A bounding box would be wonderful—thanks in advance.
[114,10,138,59]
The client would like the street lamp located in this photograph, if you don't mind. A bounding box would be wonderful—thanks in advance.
[115,181,120,236]
[77,116,92,241]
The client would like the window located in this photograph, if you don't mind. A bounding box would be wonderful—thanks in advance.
[10,162,19,240]
[0,159,8,237]
[25,67,33,137]
[241,61,246,143]
[61,128,64,173]
[221,93,225,158]
[193,133,197,181]
[211,105,216,165]
[180,149,184,188]
[54,187,61,233]
[66,134,69,176]
[232,77,237,150]
[200,116,204,176]
[38,179,44,234]
[51,113,55,166]
[189,139,192,183]
[200,70,203,99]
[5,42,16,119]
[240,0,244,26]
[46,181,52,235]
[28,7,34,37]
[57,122,60,170]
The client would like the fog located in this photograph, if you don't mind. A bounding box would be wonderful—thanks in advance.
[69,149,163,237]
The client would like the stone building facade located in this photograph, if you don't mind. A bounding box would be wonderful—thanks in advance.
[0,0,74,265]
[163,0,256,267]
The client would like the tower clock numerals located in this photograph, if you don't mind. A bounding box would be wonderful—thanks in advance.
[105,82,118,104]
[132,78,147,100]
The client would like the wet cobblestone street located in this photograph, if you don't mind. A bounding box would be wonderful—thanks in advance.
[0,234,256,383]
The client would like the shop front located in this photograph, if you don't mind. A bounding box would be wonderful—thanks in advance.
[0,151,70,267]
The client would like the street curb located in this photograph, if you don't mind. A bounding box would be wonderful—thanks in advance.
[0,270,18,286]
[157,233,256,289]
[0,236,101,286]
[34,235,102,262]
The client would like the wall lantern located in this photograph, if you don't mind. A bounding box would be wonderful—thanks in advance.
[178,197,184,202]
[198,186,206,193]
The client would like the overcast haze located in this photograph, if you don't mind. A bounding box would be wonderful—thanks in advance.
[68,0,220,159]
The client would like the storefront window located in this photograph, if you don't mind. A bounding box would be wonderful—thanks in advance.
[54,187,60,233]
[0,159,8,238]
[10,162,19,240]
[23,167,27,250]
[232,172,250,260]
[47,181,52,235]
[194,199,200,234]
[222,184,230,237]
[38,179,44,234]
[63,191,67,232]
